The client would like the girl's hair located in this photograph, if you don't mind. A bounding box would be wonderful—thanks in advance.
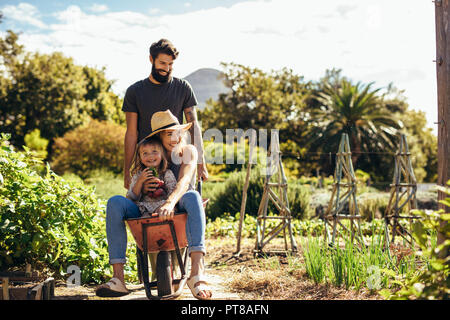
[130,136,168,177]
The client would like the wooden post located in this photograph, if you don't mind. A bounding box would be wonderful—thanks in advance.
[1,278,9,300]
[235,131,257,255]
[435,0,449,257]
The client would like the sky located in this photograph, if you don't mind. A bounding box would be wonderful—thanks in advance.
[0,0,439,134]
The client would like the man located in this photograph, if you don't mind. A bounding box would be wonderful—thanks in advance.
[123,38,208,190]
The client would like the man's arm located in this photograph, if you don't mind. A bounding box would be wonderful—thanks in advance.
[124,112,138,189]
[184,106,208,181]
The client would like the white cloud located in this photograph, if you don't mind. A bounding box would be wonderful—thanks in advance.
[149,8,161,15]
[1,2,47,29]
[7,0,438,133]
[88,4,109,13]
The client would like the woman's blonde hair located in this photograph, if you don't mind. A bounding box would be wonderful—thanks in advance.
[130,136,168,177]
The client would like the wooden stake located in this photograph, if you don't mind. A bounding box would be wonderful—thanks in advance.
[235,131,257,255]
[1,278,9,300]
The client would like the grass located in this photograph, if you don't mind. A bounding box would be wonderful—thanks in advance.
[298,221,430,292]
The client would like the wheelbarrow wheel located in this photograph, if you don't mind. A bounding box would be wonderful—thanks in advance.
[156,251,173,297]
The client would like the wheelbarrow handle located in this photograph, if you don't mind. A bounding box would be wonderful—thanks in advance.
[197,178,202,196]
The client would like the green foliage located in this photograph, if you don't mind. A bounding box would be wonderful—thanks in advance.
[24,129,49,159]
[300,221,423,292]
[199,62,309,136]
[301,236,327,284]
[0,134,109,283]
[51,119,126,178]
[0,31,124,154]
[82,169,126,200]
[305,70,402,180]
[381,182,450,300]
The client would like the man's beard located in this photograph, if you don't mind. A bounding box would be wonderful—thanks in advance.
[151,65,171,83]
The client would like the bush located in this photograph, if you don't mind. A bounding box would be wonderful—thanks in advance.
[206,168,264,220]
[24,129,49,160]
[52,119,125,178]
[0,134,110,283]
[381,183,450,300]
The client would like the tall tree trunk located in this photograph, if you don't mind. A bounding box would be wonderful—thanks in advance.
[435,0,449,258]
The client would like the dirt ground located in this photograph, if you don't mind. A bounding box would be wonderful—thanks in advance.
[50,237,382,300]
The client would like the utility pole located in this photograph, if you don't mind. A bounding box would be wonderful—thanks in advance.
[435,0,449,255]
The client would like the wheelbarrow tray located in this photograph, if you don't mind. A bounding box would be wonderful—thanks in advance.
[126,212,188,253]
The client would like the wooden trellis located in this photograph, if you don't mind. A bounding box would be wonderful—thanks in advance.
[254,131,297,256]
[384,133,420,247]
[323,133,364,246]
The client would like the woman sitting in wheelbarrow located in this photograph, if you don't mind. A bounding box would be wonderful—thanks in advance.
[96,110,212,300]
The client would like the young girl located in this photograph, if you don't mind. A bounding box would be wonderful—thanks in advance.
[126,136,177,215]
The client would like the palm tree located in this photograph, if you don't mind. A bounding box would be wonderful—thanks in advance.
[306,78,403,172]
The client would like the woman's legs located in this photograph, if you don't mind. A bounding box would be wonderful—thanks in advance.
[178,190,206,256]
[105,195,141,284]
[178,190,211,298]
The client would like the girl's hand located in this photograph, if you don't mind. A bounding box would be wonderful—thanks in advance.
[138,168,154,183]
[155,201,175,221]
[142,176,160,194]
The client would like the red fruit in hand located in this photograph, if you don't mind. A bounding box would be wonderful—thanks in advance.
[153,189,165,197]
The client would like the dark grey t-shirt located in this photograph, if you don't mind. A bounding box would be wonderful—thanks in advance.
[122,77,198,142]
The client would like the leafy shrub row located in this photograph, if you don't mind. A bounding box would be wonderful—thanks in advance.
[0,134,111,283]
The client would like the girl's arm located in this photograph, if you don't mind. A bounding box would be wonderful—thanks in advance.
[155,145,198,221]
[128,168,153,200]
[126,173,141,201]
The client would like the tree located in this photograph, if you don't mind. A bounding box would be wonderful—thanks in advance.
[199,62,310,141]
[305,72,403,180]
[198,63,312,175]
[382,84,437,182]
[0,29,124,157]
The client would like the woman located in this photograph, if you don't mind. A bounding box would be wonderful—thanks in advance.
[96,110,212,300]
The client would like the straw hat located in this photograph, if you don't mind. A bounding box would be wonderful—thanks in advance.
[143,110,192,140]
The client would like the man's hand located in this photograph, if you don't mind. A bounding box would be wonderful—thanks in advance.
[155,201,175,221]
[124,173,131,190]
[197,163,208,181]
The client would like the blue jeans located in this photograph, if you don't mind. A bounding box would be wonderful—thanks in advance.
[106,190,206,265]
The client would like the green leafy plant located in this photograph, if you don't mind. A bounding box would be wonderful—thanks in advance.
[301,235,327,284]
[0,134,114,283]
[24,129,49,160]
[380,182,450,300]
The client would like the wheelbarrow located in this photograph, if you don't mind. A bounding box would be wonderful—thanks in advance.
[126,181,208,300]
